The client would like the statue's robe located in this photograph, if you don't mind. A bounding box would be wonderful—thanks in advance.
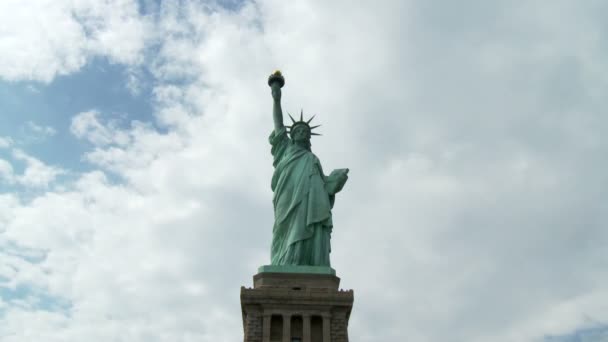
[269,126,333,266]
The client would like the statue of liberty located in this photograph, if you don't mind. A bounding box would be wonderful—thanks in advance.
[267,71,349,267]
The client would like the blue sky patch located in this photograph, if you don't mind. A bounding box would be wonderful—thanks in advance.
[0,58,155,173]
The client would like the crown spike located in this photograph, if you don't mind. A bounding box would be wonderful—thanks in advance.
[310,124,321,130]
[306,114,316,124]
[287,112,296,124]
[310,132,322,136]
[300,109,304,122]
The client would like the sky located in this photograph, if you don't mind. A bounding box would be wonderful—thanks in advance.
[1,0,608,341]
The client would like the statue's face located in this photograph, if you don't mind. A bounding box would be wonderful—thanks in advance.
[291,126,310,142]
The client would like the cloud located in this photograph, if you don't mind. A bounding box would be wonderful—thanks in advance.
[125,68,144,96]
[2,1,608,341]
[0,159,14,183]
[25,121,57,138]
[0,137,13,149]
[545,324,608,341]
[70,110,131,147]
[0,150,64,188]
[0,0,150,83]
[11,149,65,188]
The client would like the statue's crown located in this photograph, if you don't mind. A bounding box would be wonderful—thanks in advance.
[286,109,321,137]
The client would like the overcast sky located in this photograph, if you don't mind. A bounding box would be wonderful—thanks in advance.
[1,1,608,341]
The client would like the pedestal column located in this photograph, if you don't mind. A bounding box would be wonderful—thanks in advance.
[262,314,271,342]
[282,314,291,342]
[302,314,311,342]
[322,315,331,342]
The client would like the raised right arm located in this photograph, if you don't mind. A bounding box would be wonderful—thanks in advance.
[271,84,284,132]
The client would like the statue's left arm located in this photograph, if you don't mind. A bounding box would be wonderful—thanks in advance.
[325,168,349,195]
[323,167,349,208]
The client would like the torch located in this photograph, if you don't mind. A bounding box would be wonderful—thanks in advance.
[268,70,285,91]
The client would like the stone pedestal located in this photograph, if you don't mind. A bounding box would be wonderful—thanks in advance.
[241,268,354,342]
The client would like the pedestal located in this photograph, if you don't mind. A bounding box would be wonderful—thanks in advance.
[241,268,354,342]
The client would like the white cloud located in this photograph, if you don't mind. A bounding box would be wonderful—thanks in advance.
[125,68,144,96]
[25,121,57,138]
[1,152,65,189]
[0,0,150,83]
[12,149,65,188]
[0,159,14,183]
[70,110,131,147]
[2,1,608,341]
[0,137,13,149]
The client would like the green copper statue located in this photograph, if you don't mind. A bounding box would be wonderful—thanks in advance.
[267,70,349,267]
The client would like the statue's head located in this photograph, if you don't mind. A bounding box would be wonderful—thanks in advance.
[286,110,321,149]
[290,124,311,142]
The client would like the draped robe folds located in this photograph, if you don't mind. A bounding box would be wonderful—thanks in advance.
[269,126,333,266]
